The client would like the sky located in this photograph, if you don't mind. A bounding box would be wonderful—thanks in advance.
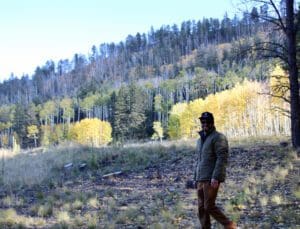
[0,0,239,81]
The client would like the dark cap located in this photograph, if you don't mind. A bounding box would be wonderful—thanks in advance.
[199,112,214,123]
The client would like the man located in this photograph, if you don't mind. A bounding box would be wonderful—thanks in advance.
[194,112,236,229]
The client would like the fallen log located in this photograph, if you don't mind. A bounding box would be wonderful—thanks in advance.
[102,171,122,178]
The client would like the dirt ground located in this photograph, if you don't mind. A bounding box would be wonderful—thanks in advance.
[0,142,299,228]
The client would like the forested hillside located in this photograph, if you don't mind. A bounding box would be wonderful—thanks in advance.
[0,8,266,102]
[0,6,291,148]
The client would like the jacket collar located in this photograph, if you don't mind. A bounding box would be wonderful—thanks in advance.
[198,126,216,143]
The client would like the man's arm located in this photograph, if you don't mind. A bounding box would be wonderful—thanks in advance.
[193,139,201,181]
[212,134,228,183]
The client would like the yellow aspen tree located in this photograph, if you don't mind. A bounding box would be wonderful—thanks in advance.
[180,99,206,138]
[151,121,163,142]
[27,125,39,147]
[179,107,194,139]
[168,103,187,139]
[169,80,290,140]
[269,65,290,135]
[69,118,112,146]
[270,65,290,105]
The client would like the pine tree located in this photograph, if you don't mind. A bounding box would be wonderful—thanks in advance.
[128,84,147,139]
[113,84,147,141]
[113,86,131,142]
[12,104,31,148]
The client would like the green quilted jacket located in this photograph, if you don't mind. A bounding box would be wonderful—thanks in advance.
[194,127,229,182]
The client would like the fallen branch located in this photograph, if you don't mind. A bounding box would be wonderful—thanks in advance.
[102,171,122,178]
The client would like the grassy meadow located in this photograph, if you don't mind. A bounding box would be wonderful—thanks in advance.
[0,138,299,228]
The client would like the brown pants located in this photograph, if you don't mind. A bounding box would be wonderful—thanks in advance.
[197,181,231,228]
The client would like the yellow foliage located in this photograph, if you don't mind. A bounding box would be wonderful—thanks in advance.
[169,103,187,116]
[151,121,163,141]
[270,65,289,104]
[27,125,39,139]
[168,80,290,139]
[168,103,188,139]
[69,118,112,146]
[0,134,9,148]
[0,122,12,131]
[41,125,64,146]
[180,99,206,138]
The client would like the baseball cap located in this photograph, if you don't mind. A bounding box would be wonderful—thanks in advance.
[199,112,214,123]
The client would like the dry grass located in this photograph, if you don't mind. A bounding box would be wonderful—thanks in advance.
[0,137,299,228]
[0,140,194,188]
[0,208,46,228]
[229,135,290,148]
[1,143,86,187]
[1,136,285,186]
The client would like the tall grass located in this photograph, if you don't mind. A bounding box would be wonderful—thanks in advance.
[0,140,195,189]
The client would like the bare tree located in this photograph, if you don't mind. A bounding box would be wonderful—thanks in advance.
[241,0,300,148]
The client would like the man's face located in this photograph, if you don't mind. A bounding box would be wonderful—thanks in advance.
[201,119,214,132]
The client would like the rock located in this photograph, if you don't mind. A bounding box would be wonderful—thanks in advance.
[279,142,289,147]
[64,163,73,169]
[173,176,181,182]
[155,169,162,179]
[79,163,87,171]
[168,186,176,192]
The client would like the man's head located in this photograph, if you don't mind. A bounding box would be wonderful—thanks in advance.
[199,112,214,132]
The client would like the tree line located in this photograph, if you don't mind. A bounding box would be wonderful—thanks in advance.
[0,61,273,149]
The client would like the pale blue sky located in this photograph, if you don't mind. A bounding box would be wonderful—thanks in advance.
[0,0,239,81]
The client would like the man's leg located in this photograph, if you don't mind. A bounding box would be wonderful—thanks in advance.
[202,182,232,227]
[197,182,211,228]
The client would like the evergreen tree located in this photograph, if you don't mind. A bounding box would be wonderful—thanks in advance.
[113,84,147,141]
[128,84,147,139]
[113,86,131,142]
[12,104,32,148]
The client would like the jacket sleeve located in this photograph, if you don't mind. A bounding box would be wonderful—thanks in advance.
[212,134,228,182]
[194,139,201,181]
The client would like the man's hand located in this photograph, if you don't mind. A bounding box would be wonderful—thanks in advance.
[210,178,219,188]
